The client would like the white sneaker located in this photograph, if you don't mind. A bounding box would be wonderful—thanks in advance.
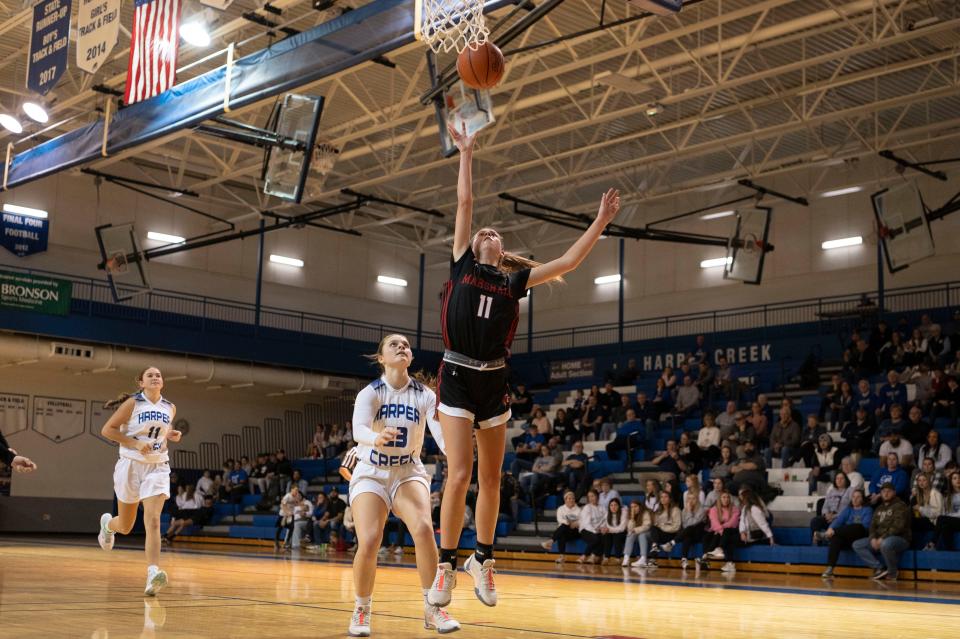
[720,562,736,573]
[661,541,675,554]
[463,554,497,607]
[681,558,688,570]
[348,604,372,637]
[393,546,404,555]
[705,547,725,560]
[621,556,630,567]
[144,567,168,596]
[424,603,461,634]
[98,513,115,551]
[378,547,389,556]
[427,563,457,607]
[630,557,646,568]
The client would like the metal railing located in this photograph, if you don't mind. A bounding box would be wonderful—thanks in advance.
[3,265,956,356]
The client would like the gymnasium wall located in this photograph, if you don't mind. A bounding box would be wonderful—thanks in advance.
[1,158,958,342]
[1,364,324,507]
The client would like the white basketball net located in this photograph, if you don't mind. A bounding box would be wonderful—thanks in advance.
[415,0,489,54]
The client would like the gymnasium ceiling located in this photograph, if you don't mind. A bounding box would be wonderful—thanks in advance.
[1,0,959,257]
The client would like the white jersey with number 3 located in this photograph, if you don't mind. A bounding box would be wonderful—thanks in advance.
[119,392,174,464]
[352,376,445,467]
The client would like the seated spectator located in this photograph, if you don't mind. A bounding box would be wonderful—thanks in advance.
[511,424,546,470]
[500,472,524,524]
[561,440,590,498]
[610,394,634,427]
[228,460,248,511]
[748,400,770,446]
[840,456,865,492]
[853,482,912,580]
[673,376,700,418]
[599,498,628,564]
[912,456,946,495]
[164,484,204,543]
[645,490,682,562]
[931,471,960,550]
[305,444,322,460]
[276,485,305,550]
[692,334,709,364]
[701,490,740,568]
[905,364,934,410]
[286,469,308,496]
[651,440,687,480]
[323,487,347,535]
[643,479,662,512]
[820,488,873,578]
[598,478,621,511]
[196,470,214,498]
[729,441,767,494]
[275,450,293,497]
[714,355,740,402]
[870,453,910,504]
[932,374,959,428]
[916,429,952,471]
[569,389,586,422]
[828,382,856,431]
[735,488,775,574]
[704,476,735,510]
[819,374,844,423]
[810,472,852,543]
[728,412,756,457]
[840,407,875,456]
[605,409,644,463]
[676,476,707,570]
[716,401,738,438]
[797,415,827,467]
[847,338,880,380]
[903,405,932,447]
[601,382,622,414]
[710,444,736,482]
[651,378,673,422]
[878,432,914,471]
[579,396,606,441]
[617,358,640,385]
[854,379,880,417]
[552,408,576,445]
[696,361,715,407]
[309,493,330,544]
[577,489,606,564]
[528,407,551,436]
[912,471,943,544]
[623,500,654,566]
[807,434,840,495]
[929,324,952,365]
[766,405,800,468]
[878,370,908,417]
[696,413,722,466]
[677,431,702,474]
[542,491,581,562]
[634,392,657,440]
[511,382,533,418]
[874,404,907,451]
[660,366,678,392]
[905,328,929,366]
[519,445,560,501]
[311,424,325,454]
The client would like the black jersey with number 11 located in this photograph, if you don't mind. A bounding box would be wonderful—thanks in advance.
[440,248,531,362]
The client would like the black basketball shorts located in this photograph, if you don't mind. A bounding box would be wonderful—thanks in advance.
[436,362,512,429]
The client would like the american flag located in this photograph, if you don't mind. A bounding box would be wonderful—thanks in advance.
[123,0,184,105]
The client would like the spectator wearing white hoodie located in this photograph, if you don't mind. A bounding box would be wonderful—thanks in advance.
[542,491,581,562]
[600,498,628,563]
[622,501,654,567]
[577,489,606,564]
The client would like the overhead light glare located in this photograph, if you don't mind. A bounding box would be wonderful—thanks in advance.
[645,103,662,116]
[594,274,621,285]
[0,114,23,134]
[147,231,185,244]
[2,203,48,219]
[22,102,48,123]
[821,236,863,250]
[820,186,862,198]
[179,21,211,47]
[700,210,735,221]
[700,256,732,269]
[270,254,304,268]
[377,275,408,287]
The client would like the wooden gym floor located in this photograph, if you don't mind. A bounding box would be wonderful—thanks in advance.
[2,537,960,639]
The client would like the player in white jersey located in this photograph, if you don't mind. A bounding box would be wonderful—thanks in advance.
[96,367,183,596]
[346,334,460,637]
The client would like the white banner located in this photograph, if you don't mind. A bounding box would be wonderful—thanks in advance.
[0,393,28,437]
[76,0,121,74]
[33,396,86,443]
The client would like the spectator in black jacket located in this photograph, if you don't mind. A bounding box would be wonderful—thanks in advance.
[0,431,36,474]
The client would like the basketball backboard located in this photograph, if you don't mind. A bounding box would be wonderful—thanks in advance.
[263,94,325,204]
[94,223,151,302]
[436,80,495,157]
[871,181,935,273]
[724,206,771,285]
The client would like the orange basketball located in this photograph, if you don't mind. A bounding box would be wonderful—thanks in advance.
[457,42,505,90]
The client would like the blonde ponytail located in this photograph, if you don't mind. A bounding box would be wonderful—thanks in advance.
[500,252,565,284]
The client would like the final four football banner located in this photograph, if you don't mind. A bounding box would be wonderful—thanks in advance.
[0,270,72,315]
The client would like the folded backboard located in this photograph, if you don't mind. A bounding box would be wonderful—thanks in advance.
[724,206,771,285]
[871,181,935,273]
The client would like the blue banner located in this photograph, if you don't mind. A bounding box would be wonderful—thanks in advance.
[27,0,72,95]
[1,212,48,256]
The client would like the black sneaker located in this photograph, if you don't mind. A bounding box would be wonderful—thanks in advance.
[872,567,889,581]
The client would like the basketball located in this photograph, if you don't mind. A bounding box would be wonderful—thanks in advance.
[456,41,505,90]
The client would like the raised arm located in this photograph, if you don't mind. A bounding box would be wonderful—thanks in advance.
[527,188,621,288]
[447,123,478,261]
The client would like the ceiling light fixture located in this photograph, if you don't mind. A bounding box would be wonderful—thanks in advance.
[147,231,185,244]
[269,254,304,268]
[820,186,863,198]
[377,275,408,287]
[2,203,48,219]
[821,236,863,250]
[594,274,621,285]
[700,256,732,269]
[700,210,735,221]
[22,102,48,123]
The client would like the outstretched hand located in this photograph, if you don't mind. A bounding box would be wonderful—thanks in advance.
[11,456,37,473]
[446,121,477,154]
[597,188,621,225]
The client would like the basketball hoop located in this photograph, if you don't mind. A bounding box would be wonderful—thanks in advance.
[105,252,129,275]
[414,0,489,54]
[312,143,339,175]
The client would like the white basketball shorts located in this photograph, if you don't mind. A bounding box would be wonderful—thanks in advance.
[113,457,171,503]
[349,460,431,511]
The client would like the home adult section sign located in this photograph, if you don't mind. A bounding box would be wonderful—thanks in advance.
[0,270,71,315]
[27,0,72,95]
[76,0,121,74]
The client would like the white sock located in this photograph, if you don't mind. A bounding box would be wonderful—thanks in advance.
[148,564,159,575]
[356,595,371,608]
[423,588,430,605]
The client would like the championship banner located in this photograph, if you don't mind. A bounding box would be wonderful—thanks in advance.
[27,0,72,95]
[0,270,72,316]
[76,0,121,74]
[549,358,595,382]
[0,393,29,437]
[33,396,87,443]
[1,209,48,256]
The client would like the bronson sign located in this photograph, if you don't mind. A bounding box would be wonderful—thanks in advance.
[0,270,71,315]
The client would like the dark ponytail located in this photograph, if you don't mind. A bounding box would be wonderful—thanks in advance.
[104,366,158,409]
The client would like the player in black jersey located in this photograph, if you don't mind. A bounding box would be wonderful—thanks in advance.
[427,123,621,609]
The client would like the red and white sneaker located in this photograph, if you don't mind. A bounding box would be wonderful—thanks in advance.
[348,604,372,637]
[427,562,457,607]
[463,555,497,607]
[424,603,461,634]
